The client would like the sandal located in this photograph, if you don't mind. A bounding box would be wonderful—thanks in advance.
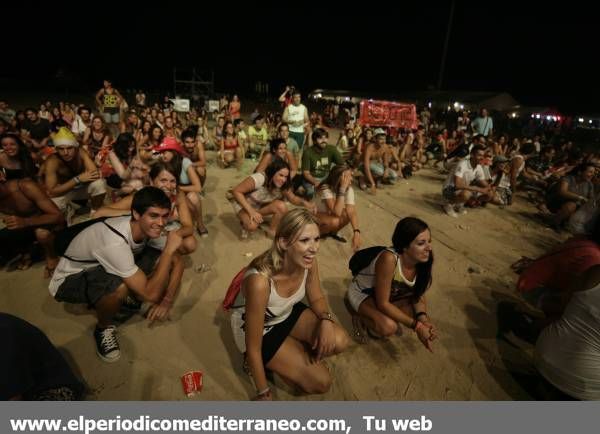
[43,265,56,279]
[327,233,347,243]
[17,254,33,271]
[344,297,368,344]
[351,315,369,344]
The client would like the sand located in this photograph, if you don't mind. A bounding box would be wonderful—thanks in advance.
[0,146,566,401]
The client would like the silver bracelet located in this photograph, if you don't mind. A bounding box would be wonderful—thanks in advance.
[256,387,270,396]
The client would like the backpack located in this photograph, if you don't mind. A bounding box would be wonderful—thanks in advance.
[348,246,387,276]
[222,267,248,311]
[54,217,128,262]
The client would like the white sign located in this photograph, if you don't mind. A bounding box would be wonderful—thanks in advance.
[208,100,220,113]
[171,98,190,112]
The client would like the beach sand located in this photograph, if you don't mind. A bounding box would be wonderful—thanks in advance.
[0,148,565,400]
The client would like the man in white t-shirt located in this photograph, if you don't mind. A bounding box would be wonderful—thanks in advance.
[282,91,309,151]
[70,106,92,139]
[442,145,492,217]
[49,187,184,362]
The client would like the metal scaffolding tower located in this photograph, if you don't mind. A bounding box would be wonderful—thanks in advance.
[172,68,215,99]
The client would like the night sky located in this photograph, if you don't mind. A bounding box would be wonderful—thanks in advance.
[2,2,598,113]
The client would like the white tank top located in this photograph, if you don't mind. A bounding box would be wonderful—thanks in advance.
[348,248,416,302]
[230,268,308,353]
[535,281,600,400]
[287,104,306,133]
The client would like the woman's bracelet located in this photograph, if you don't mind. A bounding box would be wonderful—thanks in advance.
[415,311,428,320]
[256,387,270,396]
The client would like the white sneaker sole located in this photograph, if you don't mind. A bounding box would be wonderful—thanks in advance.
[96,349,121,363]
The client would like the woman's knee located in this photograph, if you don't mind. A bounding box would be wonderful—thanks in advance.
[334,326,351,354]
[300,365,332,394]
[34,228,53,243]
[242,218,259,232]
[272,200,288,215]
[375,316,398,337]
[180,236,197,254]
[186,192,199,205]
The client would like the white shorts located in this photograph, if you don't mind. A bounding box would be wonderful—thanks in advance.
[346,285,370,312]
[51,179,107,212]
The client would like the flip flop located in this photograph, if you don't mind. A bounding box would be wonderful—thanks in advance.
[43,265,56,279]
[196,226,209,238]
[351,315,369,344]
[327,233,347,243]
[5,254,24,272]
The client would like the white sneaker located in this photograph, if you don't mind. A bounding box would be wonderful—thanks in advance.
[443,203,458,218]
[454,204,467,215]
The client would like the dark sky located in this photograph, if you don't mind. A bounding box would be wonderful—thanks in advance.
[2,2,598,113]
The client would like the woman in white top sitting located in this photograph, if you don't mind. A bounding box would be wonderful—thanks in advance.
[534,264,600,400]
[231,159,315,238]
[346,217,437,350]
[315,165,361,251]
[230,208,350,400]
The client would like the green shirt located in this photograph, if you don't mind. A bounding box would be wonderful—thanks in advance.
[302,145,343,179]
[286,137,299,155]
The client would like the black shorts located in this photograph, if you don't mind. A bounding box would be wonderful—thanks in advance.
[261,302,307,365]
[54,247,161,306]
[0,228,36,261]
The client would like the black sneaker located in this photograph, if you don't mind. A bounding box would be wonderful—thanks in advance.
[113,295,142,323]
[94,325,120,362]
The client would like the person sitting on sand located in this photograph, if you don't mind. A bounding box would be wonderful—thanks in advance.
[0,133,37,180]
[255,138,298,180]
[345,217,437,351]
[0,173,64,276]
[315,165,361,251]
[49,187,184,363]
[442,144,493,217]
[181,129,207,188]
[247,115,269,159]
[230,159,316,239]
[218,120,244,169]
[230,208,350,400]
[153,136,208,237]
[544,163,595,230]
[42,127,107,220]
[95,162,197,255]
[301,128,344,199]
[360,128,398,194]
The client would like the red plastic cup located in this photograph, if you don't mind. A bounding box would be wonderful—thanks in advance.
[181,371,203,397]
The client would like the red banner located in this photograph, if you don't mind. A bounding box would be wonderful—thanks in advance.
[358,100,417,129]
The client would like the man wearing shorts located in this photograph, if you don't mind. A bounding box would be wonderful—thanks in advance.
[43,127,107,220]
[48,187,184,362]
[442,144,492,217]
[95,79,123,125]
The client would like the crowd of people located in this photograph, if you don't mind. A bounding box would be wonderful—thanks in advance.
[1,81,599,401]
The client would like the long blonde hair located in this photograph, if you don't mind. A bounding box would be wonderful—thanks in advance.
[249,208,319,278]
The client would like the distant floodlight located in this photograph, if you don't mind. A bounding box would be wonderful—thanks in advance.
[535,114,541,119]
[459,104,464,110]
[579,118,585,123]
[590,120,593,124]
[511,112,517,118]
[531,114,535,118]
[453,102,460,108]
